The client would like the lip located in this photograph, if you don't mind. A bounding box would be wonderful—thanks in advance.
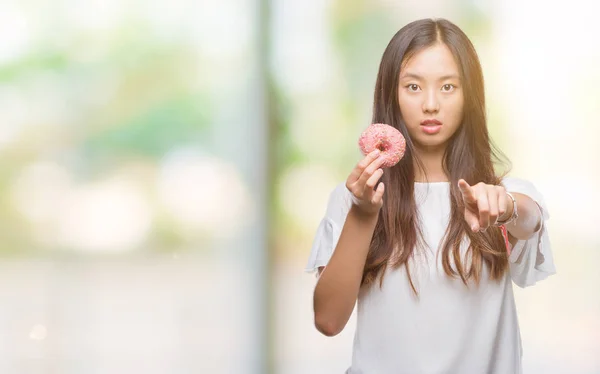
[420,119,442,135]
[420,119,443,126]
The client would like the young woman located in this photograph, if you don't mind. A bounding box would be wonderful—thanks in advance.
[305,18,556,373]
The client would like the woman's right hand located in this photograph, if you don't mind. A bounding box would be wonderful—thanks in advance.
[345,150,387,218]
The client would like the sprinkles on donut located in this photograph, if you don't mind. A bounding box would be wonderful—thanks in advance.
[358,123,406,168]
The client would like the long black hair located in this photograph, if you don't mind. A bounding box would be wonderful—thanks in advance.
[363,18,511,294]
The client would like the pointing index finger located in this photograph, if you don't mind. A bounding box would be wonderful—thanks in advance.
[458,179,477,204]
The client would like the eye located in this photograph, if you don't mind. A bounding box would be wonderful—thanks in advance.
[407,84,420,92]
[441,84,456,92]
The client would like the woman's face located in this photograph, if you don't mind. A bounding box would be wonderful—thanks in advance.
[397,43,464,152]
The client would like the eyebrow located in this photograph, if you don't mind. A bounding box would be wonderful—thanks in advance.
[400,72,460,81]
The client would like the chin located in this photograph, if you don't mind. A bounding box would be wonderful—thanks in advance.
[414,137,449,150]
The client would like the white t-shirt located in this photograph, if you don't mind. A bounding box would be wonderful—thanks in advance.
[305,177,556,374]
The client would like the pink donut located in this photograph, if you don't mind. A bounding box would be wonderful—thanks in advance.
[358,123,406,168]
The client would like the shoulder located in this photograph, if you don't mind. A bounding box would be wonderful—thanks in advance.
[500,175,549,218]
[500,175,535,189]
[331,181,350,198]
[324,181,354,222]
[330,181,353,208]
[499,175,542,198]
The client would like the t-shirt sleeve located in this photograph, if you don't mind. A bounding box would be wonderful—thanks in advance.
[304,182,353,277]
[501,176,556,288]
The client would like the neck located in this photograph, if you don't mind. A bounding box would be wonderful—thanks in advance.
[413,144,448,183]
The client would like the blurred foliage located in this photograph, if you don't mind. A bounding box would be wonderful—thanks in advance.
[82,93,210,166]
[0,12,214,255]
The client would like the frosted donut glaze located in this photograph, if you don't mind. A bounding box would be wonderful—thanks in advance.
[358,123,406,168]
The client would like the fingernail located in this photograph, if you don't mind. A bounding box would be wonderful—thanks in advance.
[471,225,477,232]
[373,149,380,156]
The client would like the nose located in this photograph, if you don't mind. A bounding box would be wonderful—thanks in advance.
[422,89,440,114]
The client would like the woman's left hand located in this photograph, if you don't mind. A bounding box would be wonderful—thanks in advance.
[458,179,509,232]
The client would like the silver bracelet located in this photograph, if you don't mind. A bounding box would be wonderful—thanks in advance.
[495,191,518,226]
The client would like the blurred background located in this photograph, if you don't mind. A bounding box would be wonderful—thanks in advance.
[0,0,598,373]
